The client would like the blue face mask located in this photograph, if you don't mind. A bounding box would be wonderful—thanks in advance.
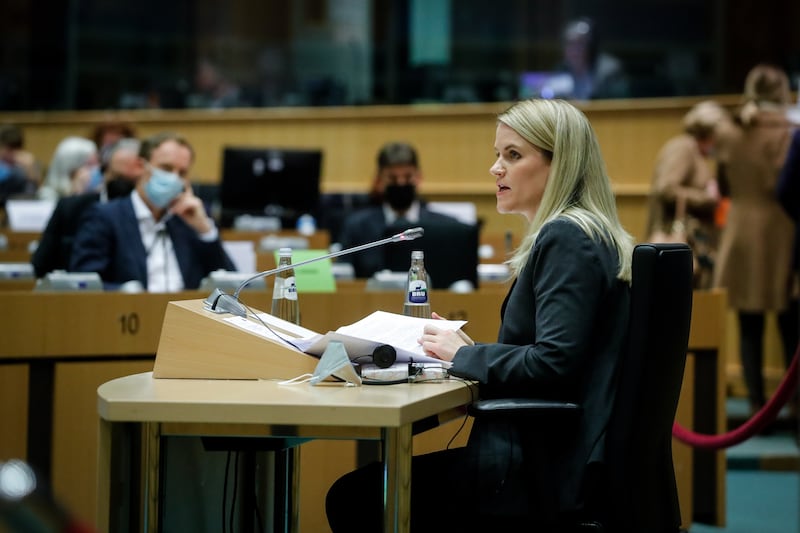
[145,167,184,208]
[87,165,103,191]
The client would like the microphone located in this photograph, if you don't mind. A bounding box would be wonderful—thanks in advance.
[203,226,425,317]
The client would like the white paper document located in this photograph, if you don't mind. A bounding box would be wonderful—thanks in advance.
[223,310,466,364]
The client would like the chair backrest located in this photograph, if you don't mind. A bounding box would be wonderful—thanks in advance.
[602,243,693,533]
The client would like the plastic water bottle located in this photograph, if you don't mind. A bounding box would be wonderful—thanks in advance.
[403,250,431,318]
[271,247,300,324]
[296,213,316,236]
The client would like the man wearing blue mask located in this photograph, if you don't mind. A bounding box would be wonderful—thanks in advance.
[337,141,459,278]
[70,132,234,291]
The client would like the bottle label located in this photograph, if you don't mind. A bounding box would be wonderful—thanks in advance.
[407,280,428,304]
[283,276,298,300]
[272,276,298,300]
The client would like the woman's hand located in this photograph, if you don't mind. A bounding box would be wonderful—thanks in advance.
[705,179,721,202]
[418,319,473,362]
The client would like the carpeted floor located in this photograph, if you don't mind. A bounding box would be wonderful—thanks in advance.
[688,398,799,533]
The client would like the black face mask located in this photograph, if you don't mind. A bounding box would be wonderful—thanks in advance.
[384,184,416,212]
[105,176,137,199]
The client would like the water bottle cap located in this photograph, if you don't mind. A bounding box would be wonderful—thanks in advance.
[296,213,316,236]
[411,250,424,260]
[278,247,292,257]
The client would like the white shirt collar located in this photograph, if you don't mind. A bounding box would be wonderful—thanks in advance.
[383,200,421,224]
[131,189,155,224]
[130,189,183,292]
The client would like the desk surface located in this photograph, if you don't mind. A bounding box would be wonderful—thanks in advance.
[97,372,476,532]
[98,371,475,430]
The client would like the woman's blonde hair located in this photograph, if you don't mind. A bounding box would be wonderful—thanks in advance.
[42,136,98,198]
[683,100,730,139]
[739,64,790,126]
[499,99,633,281]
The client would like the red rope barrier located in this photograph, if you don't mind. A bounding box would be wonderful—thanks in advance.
[672,343,799,450]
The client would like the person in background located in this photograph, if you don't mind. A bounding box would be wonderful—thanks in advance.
[70,132,235,291]
[37,136,98,201]
[187,57,247,109]
[0,125,35,212]
[712,64,799,415]
[337,141,458,277]
[558,17,630,100]
[91,119,137,156]
[0,123,41,197]
[32,138,143,277]
[326,99,634,531]
[86,119,137,191]
[646,100,731,288]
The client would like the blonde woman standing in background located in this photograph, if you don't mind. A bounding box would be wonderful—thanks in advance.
[713,64,799,415]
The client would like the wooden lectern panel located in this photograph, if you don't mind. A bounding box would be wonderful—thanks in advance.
[153,299,318,380]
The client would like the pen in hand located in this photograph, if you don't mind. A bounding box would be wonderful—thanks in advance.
[432,312,475,346]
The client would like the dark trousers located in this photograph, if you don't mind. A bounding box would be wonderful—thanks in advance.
[738,299,799,409]
[325,446,560,533]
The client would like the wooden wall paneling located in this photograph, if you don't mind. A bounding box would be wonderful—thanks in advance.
[51,359,155,527]
[0,364,29,461]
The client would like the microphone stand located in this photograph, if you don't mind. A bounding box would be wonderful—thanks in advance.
[203,226,425,317]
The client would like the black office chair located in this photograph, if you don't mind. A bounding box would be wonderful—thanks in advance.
[468,243,693,533]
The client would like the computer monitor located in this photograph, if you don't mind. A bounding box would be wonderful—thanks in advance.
[219,146,323,229]
[382,218,480,290]
[518,71,574,99]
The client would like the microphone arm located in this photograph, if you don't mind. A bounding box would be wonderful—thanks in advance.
[204,226,424,317]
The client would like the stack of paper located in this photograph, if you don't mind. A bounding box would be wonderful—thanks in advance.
[223,310,466,364]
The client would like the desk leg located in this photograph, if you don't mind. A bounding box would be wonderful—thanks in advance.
[274,446,301,533]
[289,447,301,533]
[692,349,725,526]
[382,424,412,533]
[96,418,112,532]
[143,422,161,532]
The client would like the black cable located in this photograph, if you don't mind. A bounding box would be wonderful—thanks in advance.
[222,451,231,533]
[230,451,240,533]
[445,377,475,450]
[161,229,168,290]
[254,478,265,533]
[239,299,302,351]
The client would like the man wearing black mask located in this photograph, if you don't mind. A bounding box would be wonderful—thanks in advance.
[338,141,458,278]
[31,138,143,277]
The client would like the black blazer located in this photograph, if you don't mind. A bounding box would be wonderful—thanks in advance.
[31,192,101,278]
[69,196,235,290]
[449,218,630,518]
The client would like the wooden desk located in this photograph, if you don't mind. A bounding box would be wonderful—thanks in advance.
[220,229,330,250]
[684,289,728,526]
[0,288,725,530]
[0,231,39,251]
[96,371,475,533]
[0,290,495,529]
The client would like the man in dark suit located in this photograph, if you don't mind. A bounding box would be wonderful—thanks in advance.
[70,132,234,290]
[31,138,142,278]
[337,141,459,278]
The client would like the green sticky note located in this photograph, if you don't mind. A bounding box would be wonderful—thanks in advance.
[274,249,336,293]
